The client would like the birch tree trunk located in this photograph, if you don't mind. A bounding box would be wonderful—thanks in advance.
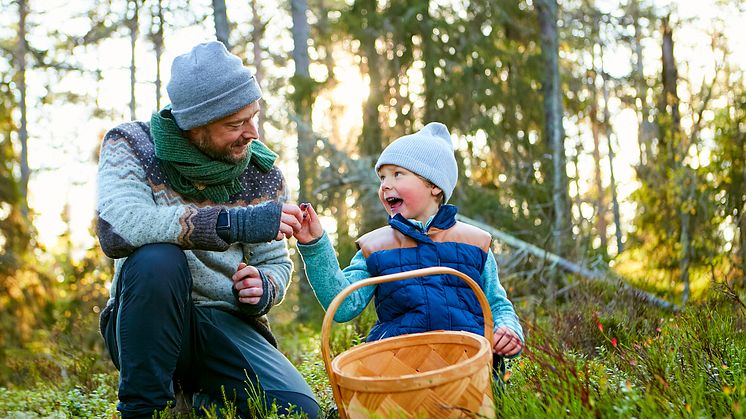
[536,0,571,258]
[212,0,231,49]
[16,0,29,219]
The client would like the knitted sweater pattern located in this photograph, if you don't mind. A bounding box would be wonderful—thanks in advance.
[96,121,292,341]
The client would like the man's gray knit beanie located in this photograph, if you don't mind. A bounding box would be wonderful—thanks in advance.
[375,122,458,203]
[167,41,262,130]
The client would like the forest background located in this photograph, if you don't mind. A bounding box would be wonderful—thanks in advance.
[1,0,745,417]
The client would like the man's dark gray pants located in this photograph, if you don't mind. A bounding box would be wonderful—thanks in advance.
[100,243,320,418]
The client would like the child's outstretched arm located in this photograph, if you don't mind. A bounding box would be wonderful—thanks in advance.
[295,203,375,322]
[482,252,524,357]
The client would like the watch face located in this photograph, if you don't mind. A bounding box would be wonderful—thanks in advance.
[218,211,230,229]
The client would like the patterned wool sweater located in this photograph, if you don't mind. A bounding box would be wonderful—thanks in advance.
[96,121,292,343]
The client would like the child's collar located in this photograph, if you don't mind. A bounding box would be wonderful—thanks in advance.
[390,204,458,237]
[407,216,434,232]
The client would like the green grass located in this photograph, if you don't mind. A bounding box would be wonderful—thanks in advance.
[1,284,745,418]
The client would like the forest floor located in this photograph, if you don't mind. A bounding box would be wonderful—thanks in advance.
[1,277,744,418]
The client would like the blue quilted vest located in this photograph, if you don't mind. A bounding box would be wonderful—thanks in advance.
[356,205,491,341]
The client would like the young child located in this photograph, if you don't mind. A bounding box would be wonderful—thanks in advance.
[294,122,523,364]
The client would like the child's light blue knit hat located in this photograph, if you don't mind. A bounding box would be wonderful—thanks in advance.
[167,41,262,130]
[375,122,458,203]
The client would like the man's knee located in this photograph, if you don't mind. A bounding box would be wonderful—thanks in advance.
[119,243,192,297]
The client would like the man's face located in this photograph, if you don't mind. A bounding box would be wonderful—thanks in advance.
[187,101,260,164]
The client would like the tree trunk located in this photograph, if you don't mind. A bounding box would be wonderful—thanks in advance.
[421,0,437,123]
[358,0,383,157]
[605,120,623,254]
[151,0,164,110]
[572,143,587,240]
[250,0,265,140]
[16,0,29,219]
[600,54,623,254]
[660,15,680,134]
[741,129,746,282]
[589,41,607,255]
[212,0,231,49]
[536,0,571,258]
[318,0,338,131]
[631,0,650,167]
[660,16,691,302]
[679,174,693,305]
[290,0,317,323]
[740,208,746,285]
[127,0,140,121]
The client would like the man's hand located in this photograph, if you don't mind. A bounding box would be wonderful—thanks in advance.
[492,326,523,356]
[276,204,303,241]
[232,262,263,305]
[294,203,324,244]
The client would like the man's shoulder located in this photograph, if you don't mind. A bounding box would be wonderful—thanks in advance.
[99,121,160,177]
[102,121,154,156]
[105,121,152,142]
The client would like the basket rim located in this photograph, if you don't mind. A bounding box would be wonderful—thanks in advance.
[331,330,492,392]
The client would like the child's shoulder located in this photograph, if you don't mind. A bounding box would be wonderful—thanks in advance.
[437,222,492,252]
[356,226,415,258]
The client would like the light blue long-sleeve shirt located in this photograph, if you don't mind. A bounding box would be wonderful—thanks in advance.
[297,229,524,347]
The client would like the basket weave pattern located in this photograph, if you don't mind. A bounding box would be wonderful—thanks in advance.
[322,267,497,419]
[334,331,494,418]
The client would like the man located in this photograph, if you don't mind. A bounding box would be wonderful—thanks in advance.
[96,41,320,418]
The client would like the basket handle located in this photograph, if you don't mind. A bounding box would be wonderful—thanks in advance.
[320,266,495,417]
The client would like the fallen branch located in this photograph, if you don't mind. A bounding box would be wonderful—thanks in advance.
[457,214,679,311]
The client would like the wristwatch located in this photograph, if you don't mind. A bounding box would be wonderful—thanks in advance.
[216,209,231,242]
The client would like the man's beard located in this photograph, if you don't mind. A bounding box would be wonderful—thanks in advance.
[190,130,249,164]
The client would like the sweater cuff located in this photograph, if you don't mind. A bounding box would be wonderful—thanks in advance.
[252,201,282,242]
[228,201,282,243]
[297,231,331,256]
[233,269,273,317]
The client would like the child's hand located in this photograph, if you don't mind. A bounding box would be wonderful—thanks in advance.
[294,203,324,244]
[232,262,263,305]
[492,326,523,356]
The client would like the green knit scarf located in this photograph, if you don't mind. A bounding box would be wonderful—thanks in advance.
[151,107,277,203]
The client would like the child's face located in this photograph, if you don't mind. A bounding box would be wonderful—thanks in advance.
[377,165,442,223]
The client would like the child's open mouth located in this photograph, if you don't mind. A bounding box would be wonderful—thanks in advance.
[386,197,403,212]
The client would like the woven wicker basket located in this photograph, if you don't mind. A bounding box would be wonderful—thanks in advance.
[321,267,495,419]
